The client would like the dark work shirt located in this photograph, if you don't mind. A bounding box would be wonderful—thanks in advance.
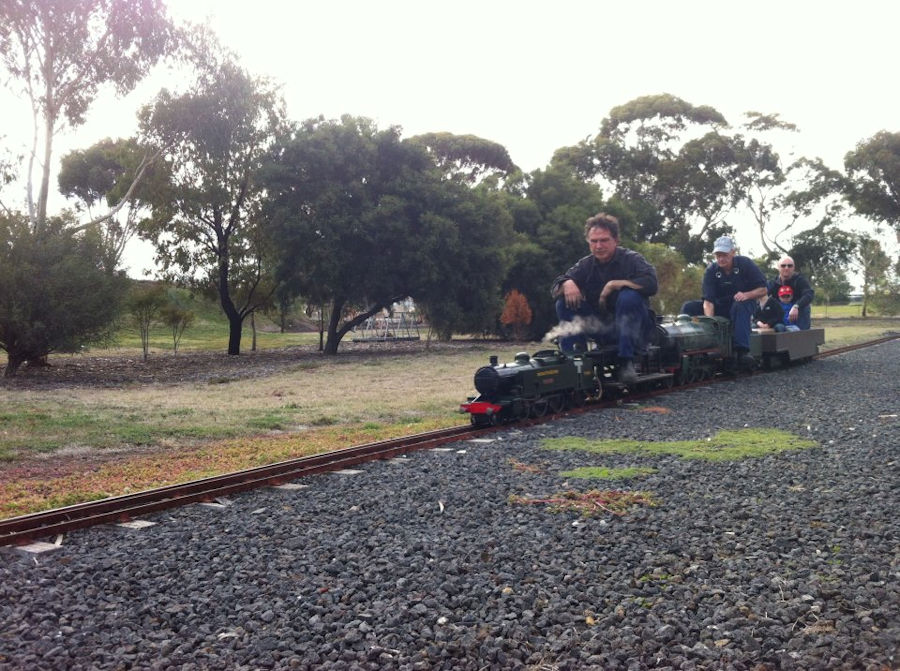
[551,246,658,309]
[701,256,767,309]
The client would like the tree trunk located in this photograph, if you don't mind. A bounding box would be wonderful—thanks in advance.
[323,299,344,355]
[227,314,243,355]
[251,312,257,352]
[3,354,25,378]
[216,249,244,355]
[35,78,56,226]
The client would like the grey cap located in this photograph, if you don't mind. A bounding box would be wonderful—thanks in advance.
[713,236,735,253]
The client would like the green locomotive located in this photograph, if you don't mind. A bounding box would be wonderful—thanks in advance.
[461,315,824,426]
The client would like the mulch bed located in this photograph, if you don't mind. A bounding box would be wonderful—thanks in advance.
[0,339,496,389]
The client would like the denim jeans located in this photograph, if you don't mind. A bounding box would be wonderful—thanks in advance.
[796,304,811,330]
[555,288,650,358]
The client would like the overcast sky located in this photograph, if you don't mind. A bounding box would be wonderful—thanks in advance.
[2,0,898,276]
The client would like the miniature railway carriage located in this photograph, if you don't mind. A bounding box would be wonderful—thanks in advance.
[750,327,825,368]
[461,315,824,426]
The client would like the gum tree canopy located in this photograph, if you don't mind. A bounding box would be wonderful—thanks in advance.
[262,116,513,353]
[844,131,900,235]
[554,93,741,262]
[0,1,172,376]
[0,0,173,227]
[136,31,288,356]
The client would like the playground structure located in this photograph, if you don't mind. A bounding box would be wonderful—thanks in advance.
[352,303,421,342]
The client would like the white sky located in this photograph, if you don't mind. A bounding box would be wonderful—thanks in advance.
[2,0,898,278]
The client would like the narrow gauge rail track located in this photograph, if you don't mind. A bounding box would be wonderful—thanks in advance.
[0,426,477,547]
[815,333,898,358]
[2,335,896,548]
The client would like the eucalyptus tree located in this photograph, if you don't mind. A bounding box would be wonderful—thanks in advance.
[852,233,893,317]
[408,132,518,185]
[136,31,287,355]
[554,93,741,262]
[844,130,900,235]
[0,1,172,375]
[788,221,856,298]
[262,116,513,353]
[0,212,129,377]
[58,138,169,265]
[0,0,173,228]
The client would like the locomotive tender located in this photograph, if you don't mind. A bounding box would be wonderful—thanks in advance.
[460,315,824,426]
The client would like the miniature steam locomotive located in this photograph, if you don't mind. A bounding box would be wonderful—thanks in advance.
[460,315,824,426]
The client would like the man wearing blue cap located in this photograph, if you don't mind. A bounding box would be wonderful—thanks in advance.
[680,236,767,367]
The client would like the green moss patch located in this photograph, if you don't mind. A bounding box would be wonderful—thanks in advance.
[543,428,817,461]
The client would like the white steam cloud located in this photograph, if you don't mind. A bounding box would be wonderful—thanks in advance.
[542,316,614,345]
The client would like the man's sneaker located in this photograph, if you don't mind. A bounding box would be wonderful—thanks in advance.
[617,360,638,384]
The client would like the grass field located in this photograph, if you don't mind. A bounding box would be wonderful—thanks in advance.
[0,308,896,518]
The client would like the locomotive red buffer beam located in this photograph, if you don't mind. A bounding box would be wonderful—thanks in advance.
[460,400,502,417]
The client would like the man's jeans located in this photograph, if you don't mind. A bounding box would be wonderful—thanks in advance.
[555,288,650,358]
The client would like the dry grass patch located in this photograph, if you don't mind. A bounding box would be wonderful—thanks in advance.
[0,343,525,516]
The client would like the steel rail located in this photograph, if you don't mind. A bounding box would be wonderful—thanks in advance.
[0,425,476,547]
[815,334,898,358]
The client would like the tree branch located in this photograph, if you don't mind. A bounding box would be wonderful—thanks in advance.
[70,146,164,232]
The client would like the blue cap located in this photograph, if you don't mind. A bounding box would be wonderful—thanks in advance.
[713,236,735,253]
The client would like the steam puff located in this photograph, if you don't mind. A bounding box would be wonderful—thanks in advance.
[543,316,613,344]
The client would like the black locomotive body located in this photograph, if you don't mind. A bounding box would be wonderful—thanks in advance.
[460,315,824,426]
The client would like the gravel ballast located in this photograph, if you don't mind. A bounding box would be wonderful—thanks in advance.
[1,341,898,670]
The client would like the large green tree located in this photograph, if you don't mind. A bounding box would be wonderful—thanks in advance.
[262,116,513,353]
[844,130,900,235]
[852,233,893,317]
[503,162,607,339]
[0,212,129,377]
[553,94,739,262]
[788,221,856,292]
[58,137,168,265]
[136,31,287,355]
[0,0,173,227]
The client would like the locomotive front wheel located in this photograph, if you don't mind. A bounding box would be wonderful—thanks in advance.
[548,394,564,414]
[530,399,549,418]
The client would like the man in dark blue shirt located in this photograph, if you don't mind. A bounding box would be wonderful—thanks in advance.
[551,213,658,383]
[681,236,767,366]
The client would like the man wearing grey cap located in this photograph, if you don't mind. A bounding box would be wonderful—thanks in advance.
[680,236,767,367]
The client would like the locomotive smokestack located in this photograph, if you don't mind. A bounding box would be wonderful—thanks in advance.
[489,356,498,366]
